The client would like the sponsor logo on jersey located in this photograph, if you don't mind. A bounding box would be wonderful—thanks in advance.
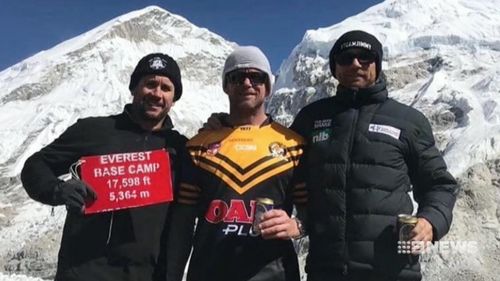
[313,119,332,129]
[227,138,253,142]
[205,199,259,237]
[368,124,401,140]
[235,144,257,151]
[312,129,331,143]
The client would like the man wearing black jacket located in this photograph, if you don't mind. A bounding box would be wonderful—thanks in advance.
[291,30,458,281]
[21,53,187,281]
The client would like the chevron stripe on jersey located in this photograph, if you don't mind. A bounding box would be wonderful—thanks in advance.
[187,123,305,195]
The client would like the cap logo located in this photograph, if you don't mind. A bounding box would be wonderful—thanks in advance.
[148,56,167,70]
[236,63,252,69]
[340,41,372,51]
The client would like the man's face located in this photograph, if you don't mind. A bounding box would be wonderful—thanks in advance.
[131,74,175,123]
[334,48,377,89]
[224,68,269,111]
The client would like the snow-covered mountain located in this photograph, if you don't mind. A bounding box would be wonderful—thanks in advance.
[270,0,500,177]
[1,0,499,280]
[0,5,234,178]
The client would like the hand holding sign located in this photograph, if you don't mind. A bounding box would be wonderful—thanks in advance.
[54,179,97,214]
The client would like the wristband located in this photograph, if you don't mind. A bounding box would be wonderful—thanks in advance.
[291,217,306,239]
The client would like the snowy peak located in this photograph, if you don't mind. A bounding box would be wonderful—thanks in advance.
[0,5,231,93]
[0,5,235,177]
[270,0,500,177]
[102,6,229,51]
[298,0,500,61]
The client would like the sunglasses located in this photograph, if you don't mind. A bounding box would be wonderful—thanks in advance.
[226,71,268,86]
[335,50,377,66]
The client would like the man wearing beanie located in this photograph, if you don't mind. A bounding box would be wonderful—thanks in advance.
[291,30,458,281]
[21,53,187,281]
[166,46,306,281]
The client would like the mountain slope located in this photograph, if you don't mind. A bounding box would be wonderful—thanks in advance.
[0,5,233,178]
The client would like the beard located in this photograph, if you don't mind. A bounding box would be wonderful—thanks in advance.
[132,99,170,123]
[229,94,265,113]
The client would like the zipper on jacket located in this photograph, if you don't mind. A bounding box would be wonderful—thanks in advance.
[106,211,115,245]
[343,89,359,270]
[351,90,358,105]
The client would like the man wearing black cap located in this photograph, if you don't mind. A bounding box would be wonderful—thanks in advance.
[21,53,187,281]
[291,30,458,281]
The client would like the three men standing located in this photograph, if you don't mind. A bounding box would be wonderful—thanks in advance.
[20,29,458,281]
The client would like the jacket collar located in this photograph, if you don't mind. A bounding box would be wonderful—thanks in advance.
[335,78,388,106]
[122,104,174,132]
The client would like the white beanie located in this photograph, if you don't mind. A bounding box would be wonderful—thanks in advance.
[222,46,275,90]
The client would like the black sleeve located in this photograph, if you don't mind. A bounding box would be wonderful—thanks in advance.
[20,120,88,205]
[290,109,311,232]
[407,114,459,241]
[164,130,189,193]
[166,148,200,281]
[291,144,308,230]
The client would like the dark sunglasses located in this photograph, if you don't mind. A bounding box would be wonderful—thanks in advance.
[226,71,268,85]
[335,50,377,66]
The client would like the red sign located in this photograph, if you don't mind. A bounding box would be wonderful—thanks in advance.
[80,149,173,214]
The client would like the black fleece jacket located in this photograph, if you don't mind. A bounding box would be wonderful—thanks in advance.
[21,104,187,281]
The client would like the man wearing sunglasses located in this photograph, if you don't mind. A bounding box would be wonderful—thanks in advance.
[291,30,458,281]
[167,46,306,281]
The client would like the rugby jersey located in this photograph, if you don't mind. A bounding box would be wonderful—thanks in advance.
[167,120,306,281]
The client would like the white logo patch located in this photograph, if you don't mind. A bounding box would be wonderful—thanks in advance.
[313,119,332,129]
[149,57,167,70]
[368,124,401,140]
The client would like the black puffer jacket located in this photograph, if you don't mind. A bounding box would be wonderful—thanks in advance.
[291,80,458,281]
[21,104,187,281]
